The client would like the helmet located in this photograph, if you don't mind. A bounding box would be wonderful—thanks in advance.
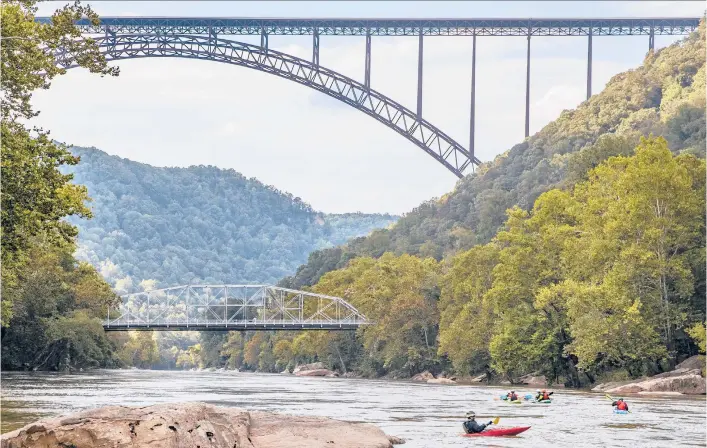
[466,411,476,419]
[618,398,624,401]
[536,389,541,393]
[511,390,515,393]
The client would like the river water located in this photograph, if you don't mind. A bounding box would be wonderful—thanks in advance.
[1,370,705,446]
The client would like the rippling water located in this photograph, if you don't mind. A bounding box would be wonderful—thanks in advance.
[1,370,705,447]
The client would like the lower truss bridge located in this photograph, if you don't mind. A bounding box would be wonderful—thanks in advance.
[104,284,370,331]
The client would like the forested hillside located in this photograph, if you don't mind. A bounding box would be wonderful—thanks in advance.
[281,26,706,289]
[172,24,707,384]
[64,147,398,289]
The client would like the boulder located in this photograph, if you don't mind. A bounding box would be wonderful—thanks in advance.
[293,362,325,374]
[676,355,705,372]
[388,435,406,444]
[294,369,338,377]
[518,374,547,386]
[427,378,456,384]
[605,373,706,395]
[411,371,434,382]
[1,402,398,448]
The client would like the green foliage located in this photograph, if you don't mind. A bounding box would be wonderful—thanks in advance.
[439,138,705,382]
[1,243,119,370]
[63,147,398,288]
[117,332,160,369]
[281,23,706,291]
[686,322,706,354]
[1,0,120,369]
[0,0,118,121]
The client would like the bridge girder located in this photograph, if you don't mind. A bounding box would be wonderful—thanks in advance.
[37,17,702,37]
[104,284,370,331]
[58,34,479,177]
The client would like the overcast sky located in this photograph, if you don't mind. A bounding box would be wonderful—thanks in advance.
[32,1,705,214]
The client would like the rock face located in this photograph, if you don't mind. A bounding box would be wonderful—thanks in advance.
[295,369,338,377]
[604,372,705,395]
[1,402,399,448]
[518,374,548,386]
[676,355,705,372]
[292,362,338,377]
[592,360,706,395]
[410,371,434,382]
[293,362,325,373]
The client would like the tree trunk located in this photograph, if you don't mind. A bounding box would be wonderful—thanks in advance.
[335,344,347,374]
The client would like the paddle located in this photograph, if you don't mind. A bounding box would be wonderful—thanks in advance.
[605,393,631,413]
[492,417,500,425]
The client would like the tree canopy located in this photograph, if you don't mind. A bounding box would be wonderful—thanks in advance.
[281,23,706,290]
[1,0,120,369]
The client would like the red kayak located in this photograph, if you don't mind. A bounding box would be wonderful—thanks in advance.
[462,426,531,437]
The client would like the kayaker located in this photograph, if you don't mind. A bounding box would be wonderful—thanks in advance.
[506,391,518,401]
[612,398,629,411]
[535,389,553,401]
[462,411,494,434]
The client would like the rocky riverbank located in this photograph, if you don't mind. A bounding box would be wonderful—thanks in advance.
[591,356,706,396]
[0,402,405,448]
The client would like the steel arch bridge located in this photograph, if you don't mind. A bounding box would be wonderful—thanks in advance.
[103,284,370,331]
[57,34,478,177]
[46,16,700,177]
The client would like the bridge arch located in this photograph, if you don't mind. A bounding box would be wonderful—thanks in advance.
[57,34,479,177]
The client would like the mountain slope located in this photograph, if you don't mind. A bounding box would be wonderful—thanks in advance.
[280,23,706,289]
[64,147,398,289]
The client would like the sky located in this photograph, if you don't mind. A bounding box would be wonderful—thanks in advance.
[32,1,706,215]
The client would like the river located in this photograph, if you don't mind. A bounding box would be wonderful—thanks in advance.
[1,370,705,446]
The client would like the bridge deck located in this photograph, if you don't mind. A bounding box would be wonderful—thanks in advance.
[103,322,366,331]
[36,17,701,36]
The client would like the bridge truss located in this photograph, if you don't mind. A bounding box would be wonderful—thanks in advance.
[42,15,701,176]
[56,34,478,176]
[104,284,370,331]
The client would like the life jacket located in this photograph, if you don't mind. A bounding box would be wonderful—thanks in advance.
[542,392,550,400]
[616,401,628,411]
[508,393,518,401]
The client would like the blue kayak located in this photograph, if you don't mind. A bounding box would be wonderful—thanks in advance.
[500,394,534,401]
[614,409,629,414]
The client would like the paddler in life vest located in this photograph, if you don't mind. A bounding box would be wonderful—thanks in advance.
[535,389,553,401]
[505,390,519,401]
[612,398,629,411]
[462,411,494,434]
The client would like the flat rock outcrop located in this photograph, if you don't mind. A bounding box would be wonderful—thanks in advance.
[1,402,400,448]
[292,362,338,377]
[427,377,456,384]
[592,358,706,395]
[410,371,434,382]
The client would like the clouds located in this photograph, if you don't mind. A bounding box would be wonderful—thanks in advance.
[30,2,703,214]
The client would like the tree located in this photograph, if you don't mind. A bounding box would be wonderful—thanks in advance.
[566,137,705,371]
[437,244,498,374]
[1,0,118,326]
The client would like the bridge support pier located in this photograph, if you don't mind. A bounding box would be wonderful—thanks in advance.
[649,26,655,52]
[261,29,268,53]
[417,30,424,118]
[469,34,477,163]
[525,31,531,138]
[365,32,371,89]
[587,29,592,100]
[313,28,320,66]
